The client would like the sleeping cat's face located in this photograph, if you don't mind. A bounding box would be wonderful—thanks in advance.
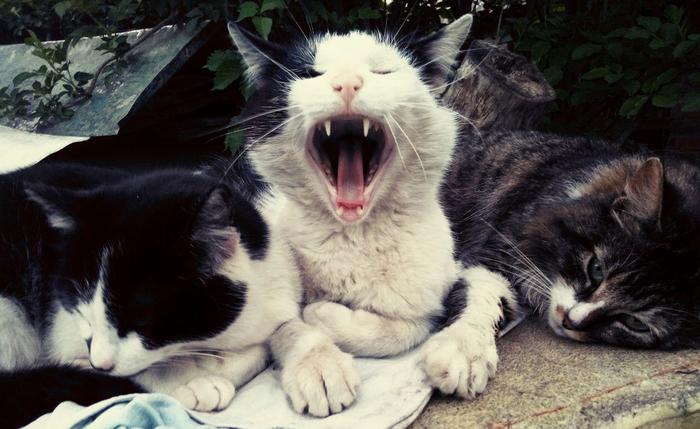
[520,158,700,349]
[228,16,472,223]
[29,172,268,375]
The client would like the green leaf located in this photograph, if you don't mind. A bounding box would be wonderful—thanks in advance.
[252,16,273,40]
[240,81,256,100]
[621,80,640,95]
[237,1,259,22]
[656,69,678,86]
[606,28,627,39]
[673,40,696,58]
[649,38,670,50]
[13,72,36,86]
[689,34,700,41]
[619,95,649,118]
[530,41,551,62]
[636,16,661,33]
[681,91,700,112]
[73,71,93,83]
[543,67,562,85]
[651,84,680,108]
[54,1,72,19]
[205,51,243,90]
[625,27,650,40]
[664,5,683,25]
[582,67,609,80]
[260,0,285,13]
[224,130,245,153]
[605,41,624,57]
[571,43,601,60]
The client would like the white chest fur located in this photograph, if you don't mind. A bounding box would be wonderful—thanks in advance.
[277,194,458,321]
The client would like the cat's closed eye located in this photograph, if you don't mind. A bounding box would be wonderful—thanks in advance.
[304,67,322,78]
[618,314,650,333]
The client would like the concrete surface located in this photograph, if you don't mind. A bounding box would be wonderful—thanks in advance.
[412,319,700,429]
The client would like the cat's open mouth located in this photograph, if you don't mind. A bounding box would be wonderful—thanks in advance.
[306,116,394,222]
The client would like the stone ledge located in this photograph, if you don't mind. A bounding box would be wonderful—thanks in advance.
[412,319,700,428]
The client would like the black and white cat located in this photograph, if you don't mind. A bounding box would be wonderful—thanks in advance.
[443,130,700,352]
[226,13,512,412]
[0,162,301,427]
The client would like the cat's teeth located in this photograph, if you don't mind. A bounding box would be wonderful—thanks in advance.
[363,118,370,137]
[324,120,332,136]
[337,206,345,216]
[357,206,364,215]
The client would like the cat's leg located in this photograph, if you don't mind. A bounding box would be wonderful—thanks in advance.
[135,344,268,412]
[421,266,519,399]
[303,302,431,357]
[269,317,360,418]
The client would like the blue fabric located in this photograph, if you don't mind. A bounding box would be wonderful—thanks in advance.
[26,394,216,429]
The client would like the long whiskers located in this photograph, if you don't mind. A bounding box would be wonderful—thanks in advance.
[217,111,306,183]
[387,112,427,181]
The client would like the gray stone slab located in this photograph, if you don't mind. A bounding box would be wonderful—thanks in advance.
[412,319,700,428]
[0,20,208,136]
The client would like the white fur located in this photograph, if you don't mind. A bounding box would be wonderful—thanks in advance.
[422,266,516,399]
[24,188,74,230]
[0,297,41,370]
[547,278,577,338]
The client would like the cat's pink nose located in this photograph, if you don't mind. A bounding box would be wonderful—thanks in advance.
[331,72,363,107]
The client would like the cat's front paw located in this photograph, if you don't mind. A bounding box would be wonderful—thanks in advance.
[171,375,236,412]
[281,342,360,417]
[303,301,353,341]
[421,327,498,399]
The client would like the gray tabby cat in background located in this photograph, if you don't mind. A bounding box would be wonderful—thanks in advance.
[443,130,700,357]
[226,14,518,414]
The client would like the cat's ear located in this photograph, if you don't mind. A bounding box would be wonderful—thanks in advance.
[227,21,284,87]
[24,184,75,232]
[410,14,473,88]
[612,158,664,233]
[193,186,239,261]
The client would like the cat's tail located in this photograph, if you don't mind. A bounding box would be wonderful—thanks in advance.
[0,365,144,428]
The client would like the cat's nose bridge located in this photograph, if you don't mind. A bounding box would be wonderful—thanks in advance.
[89,336,117,371]
[330,71,363,106]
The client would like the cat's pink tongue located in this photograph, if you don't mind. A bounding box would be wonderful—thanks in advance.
[336,139,365,221]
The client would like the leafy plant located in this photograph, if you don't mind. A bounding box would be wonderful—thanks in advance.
[502,2,699,139]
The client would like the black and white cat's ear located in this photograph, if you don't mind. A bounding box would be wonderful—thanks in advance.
[410,14,473,88]
[612,157,664,233]
[227,21,284,87]
[24,184,75,232]
[193,186,239,261]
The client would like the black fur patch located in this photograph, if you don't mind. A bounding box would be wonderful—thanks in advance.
[0,366,143,428]
[431,278,468,331]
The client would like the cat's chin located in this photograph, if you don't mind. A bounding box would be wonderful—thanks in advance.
[305,115,394,223]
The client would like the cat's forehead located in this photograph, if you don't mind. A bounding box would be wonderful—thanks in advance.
[314,32,406,67]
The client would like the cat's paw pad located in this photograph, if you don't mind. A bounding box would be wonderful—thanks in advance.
[421,328,498,399]
[303,301,353,338]
[282,342,360,417]
[171,375,236,412]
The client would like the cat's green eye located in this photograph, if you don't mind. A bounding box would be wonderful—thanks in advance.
[586,257,605,286]
[619,315,649,333]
